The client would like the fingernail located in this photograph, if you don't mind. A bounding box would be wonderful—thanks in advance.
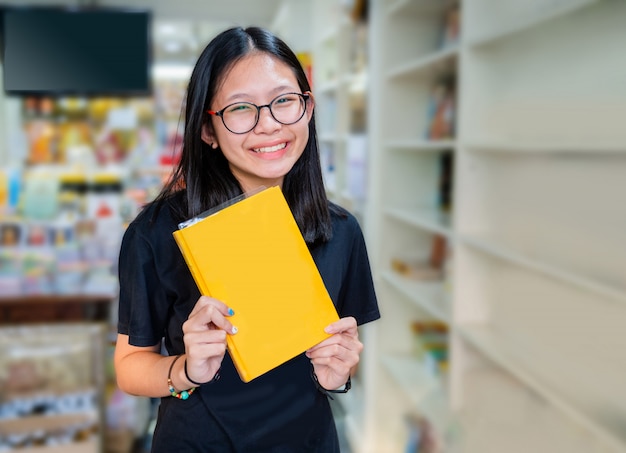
[231,326,238,334]
[324,326,332,334]
[227,308,235,316]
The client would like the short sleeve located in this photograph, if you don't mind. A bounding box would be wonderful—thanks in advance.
[312,210,380,327]
[117,222,170,347]
[337,218,380,326]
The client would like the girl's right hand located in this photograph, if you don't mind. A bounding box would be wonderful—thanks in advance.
[182,296,237,385]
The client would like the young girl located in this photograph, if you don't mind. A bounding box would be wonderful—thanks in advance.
[114,26,379,452]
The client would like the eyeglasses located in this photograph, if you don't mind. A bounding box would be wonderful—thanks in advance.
[207,92,310,134]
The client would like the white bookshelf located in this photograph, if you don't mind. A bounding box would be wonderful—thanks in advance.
[367,0,626,452]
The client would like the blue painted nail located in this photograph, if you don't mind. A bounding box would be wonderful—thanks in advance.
[228,308,235,316]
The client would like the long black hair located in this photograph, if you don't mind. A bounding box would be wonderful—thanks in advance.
[154,26,335,244]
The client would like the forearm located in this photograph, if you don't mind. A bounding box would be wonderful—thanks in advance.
[114,334,195,398]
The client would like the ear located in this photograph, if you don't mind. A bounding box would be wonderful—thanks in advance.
[305,91,315,122]
[201,123,217,148]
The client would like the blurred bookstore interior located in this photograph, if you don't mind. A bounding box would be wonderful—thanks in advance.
[1,1,625,452]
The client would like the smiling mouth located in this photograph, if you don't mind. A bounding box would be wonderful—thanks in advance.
[253,143,286,153]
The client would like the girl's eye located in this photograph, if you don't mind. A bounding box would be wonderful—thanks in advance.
[275,96,295,105]
[228,103,253,113]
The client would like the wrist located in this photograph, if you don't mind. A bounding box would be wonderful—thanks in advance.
[311,370,351,399]
[184,358,204,387]
[183,357,222,387]
[167,354,196,400]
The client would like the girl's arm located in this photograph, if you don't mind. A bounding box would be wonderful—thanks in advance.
[114,295,237,397]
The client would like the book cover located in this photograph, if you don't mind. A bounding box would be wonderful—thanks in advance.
[172,186,339,383]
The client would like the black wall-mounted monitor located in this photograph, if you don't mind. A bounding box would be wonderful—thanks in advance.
[1,7,152,96]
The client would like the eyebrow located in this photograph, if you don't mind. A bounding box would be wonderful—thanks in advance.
[223,85,298,104]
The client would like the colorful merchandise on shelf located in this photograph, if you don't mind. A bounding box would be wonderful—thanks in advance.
[411,321,449,376]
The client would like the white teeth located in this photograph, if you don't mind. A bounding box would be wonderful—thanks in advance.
[253,143,286,153]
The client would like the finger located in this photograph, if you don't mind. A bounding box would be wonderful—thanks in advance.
[184,330,228,375]
[306,337,363,358]
[189,295,234,319]
[310,354,359,370]
[307,342,350,359]
[184,328,228,349]
[185,342,228,384]
[186,337,228,360]
[186,302,238,335]
[307,332,362,354]
[324,316,358,336]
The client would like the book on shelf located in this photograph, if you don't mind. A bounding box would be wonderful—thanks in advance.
[346,133,368,201]
[390,234,448,282]
[424,77,456,141]
[438,151,454,213]
[404,412,443,453]
[439,2,460,49]
[172,186,340,383]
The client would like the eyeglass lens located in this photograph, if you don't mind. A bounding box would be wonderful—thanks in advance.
[221,93,306,134]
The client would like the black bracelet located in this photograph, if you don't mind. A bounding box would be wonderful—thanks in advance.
[184,358,220,386]
[311,369,351,400]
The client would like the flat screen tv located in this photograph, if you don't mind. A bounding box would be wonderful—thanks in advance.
[1,7,152,96]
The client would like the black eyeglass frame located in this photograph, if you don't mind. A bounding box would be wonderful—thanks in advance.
[207,92,311,134]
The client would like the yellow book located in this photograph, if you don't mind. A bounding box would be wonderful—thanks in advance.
[172,186,339,383]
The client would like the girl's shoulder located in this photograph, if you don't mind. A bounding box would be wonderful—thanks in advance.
[329,202,359,230]
[127,191,186,238]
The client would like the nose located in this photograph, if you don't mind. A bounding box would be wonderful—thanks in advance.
[254,104,281,133]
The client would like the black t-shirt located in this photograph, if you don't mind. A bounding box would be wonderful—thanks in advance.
[117,192,380,452]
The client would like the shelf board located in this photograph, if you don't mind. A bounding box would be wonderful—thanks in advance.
[0,412,99,435]
[382,270,451,322]
[465,140,626,154]
[468,0,597,48]
[460,235,626,304]
[386,138,456,151]
[458,325,626,452]
[381,355,441,407]
[15,439,99,453]
[0,294,114,305]
[387,45,458,80]
[385,207,453,238]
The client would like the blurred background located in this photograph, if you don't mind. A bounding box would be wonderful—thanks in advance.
[0,0,625,452]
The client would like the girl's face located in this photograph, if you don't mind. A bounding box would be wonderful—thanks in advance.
[203,52,314,193]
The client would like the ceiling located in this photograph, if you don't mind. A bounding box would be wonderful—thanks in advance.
[1,0,285,65]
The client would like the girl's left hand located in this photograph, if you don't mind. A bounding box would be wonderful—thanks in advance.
[305,316,363,391]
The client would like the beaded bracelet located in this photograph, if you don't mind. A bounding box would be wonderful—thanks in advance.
[167,354,196,400]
